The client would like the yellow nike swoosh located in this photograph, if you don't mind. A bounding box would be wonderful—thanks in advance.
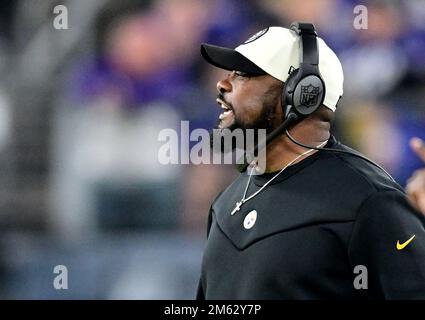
[396,235,416,250]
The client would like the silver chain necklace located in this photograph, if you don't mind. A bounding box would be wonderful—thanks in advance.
[230,140,328,215]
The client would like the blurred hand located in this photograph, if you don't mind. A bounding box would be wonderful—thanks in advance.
[406,137,425,214]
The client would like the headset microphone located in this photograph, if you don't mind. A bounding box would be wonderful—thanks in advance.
[236,112,298,172]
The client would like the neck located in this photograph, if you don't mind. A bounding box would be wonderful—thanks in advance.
[258,121,330,173]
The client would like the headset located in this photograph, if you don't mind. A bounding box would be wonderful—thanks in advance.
[279,22,396,182]
[283,22,325,120]
[239,22,396,183]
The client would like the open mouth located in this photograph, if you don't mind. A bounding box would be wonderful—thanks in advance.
[216,98,234,127]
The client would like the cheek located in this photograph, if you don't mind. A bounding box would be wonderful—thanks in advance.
[233,94,264,122]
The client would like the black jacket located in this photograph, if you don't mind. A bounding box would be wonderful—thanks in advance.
[197,136,425,299]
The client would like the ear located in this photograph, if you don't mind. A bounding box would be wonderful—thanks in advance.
[280,81,293,120]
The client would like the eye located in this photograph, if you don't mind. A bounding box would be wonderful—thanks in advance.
[235,71,247,77]
[234,71,251,78]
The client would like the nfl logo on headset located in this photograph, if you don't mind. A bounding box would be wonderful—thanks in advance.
[300,84,319,107]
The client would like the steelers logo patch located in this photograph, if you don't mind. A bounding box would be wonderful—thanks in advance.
[243,210,257,229]
[243,27,269,44]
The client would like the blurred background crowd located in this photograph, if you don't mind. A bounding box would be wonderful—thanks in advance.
[0,0,424,299]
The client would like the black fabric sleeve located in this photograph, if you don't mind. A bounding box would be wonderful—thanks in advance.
[348,190,425,299]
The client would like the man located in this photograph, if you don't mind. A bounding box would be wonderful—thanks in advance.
[196,24,425,299]
[407,137,425,214]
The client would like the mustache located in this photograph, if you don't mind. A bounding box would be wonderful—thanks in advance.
[217,93,233,110]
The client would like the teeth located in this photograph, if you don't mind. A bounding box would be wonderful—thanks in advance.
[219,110,232,120]
[216,98,231,111]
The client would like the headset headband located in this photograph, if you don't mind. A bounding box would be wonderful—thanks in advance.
[290,22,319,66]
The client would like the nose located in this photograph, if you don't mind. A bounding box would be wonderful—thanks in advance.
[216,76,232,94]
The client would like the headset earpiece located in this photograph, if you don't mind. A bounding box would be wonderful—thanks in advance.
[283,22,325,120]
